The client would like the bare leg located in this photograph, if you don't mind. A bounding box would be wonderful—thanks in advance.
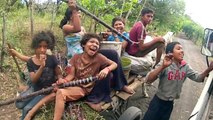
[24,93,56,120]
[53,89,66,120]
[135,42,165,62]
[153,43,165,68]
[142,83,149,98]
[53,87,85,120]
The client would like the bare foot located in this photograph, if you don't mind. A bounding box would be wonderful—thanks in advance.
[85,102,104,112]
[123,86,135,94]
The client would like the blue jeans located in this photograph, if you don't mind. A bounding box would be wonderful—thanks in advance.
[16,86,35,109]
[20,95,45,120]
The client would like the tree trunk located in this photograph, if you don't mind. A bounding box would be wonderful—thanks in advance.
[50,2,56,30]
[24,0,29,9]
[0,14,6,72]
[134,0,147,24]
[124,8,131,23]
[120,0,126,17]
[29,0,34,39]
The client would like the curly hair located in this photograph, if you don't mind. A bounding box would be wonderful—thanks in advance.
[31,31,52,49]
[80,33,102,50]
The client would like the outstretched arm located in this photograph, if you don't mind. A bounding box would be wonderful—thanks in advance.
[9,49,30,62]
[199,61,213,81]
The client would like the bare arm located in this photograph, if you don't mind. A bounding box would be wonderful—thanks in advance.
[146,54,173,84]
[9,49,30,62]
[146,65,165,84]
[64,66,75,81]
[56,65,75,85]
[98,58,117,80]
[106,59,117,72]
[30,55,46,83]
[62,0,81,34]
[199,61,213,81]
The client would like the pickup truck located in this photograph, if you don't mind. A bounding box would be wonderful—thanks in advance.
[189,28,213,120]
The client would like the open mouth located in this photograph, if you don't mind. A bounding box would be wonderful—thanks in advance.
[89,46,98,54]
[180,53,184,59]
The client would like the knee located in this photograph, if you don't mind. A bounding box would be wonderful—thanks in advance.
[157,42,165,49]
[15,101,26,109]
[56,89,65,101]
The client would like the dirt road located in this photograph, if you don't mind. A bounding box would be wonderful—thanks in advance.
[0,37,207,120]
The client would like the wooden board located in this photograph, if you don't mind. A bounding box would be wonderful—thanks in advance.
[101,75,145,109]
[116,80,143,100]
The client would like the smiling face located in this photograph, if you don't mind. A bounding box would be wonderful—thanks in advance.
[113,20,125,32]
[172,44,184,62]
[83,38,100,57]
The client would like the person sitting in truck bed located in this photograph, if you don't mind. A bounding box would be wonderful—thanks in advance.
[106,17,129,50]
[125,8,165,69]
[53,33,118,120]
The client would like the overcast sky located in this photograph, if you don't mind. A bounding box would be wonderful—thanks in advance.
[185,0,213,28]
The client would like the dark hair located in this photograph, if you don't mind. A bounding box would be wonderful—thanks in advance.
[111,17,125,27]
[46,30,56,50]
[31,31,52,49]
[80,33,102,50]
[165,42,181,54]
[141,8,154,16]
[59,8,72,29]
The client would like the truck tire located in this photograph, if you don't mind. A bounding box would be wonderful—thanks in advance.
[118,106,142,120]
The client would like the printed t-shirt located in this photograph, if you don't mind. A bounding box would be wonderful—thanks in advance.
[69,53,110,93]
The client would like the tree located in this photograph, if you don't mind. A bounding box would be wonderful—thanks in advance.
[0,0,18,72]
